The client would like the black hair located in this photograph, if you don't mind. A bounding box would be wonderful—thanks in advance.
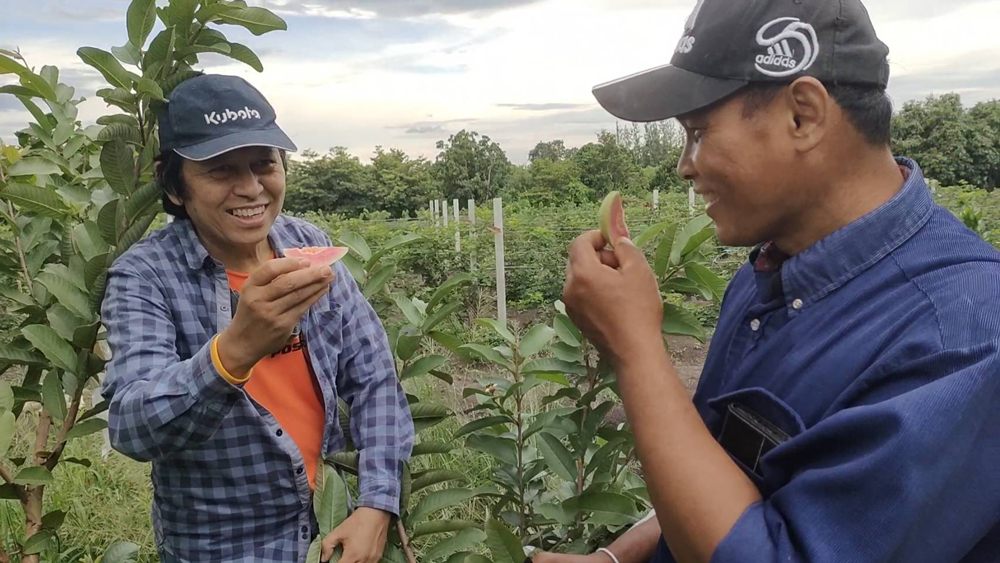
[741,82,894,147]
[156,149,289,219]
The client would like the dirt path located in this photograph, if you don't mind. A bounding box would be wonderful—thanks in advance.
[667,334,711,398]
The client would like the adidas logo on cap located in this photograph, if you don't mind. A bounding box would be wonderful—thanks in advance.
[755,42,799,70]
[754,17,820,78]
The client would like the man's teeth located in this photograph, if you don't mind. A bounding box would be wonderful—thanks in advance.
[230,206,265,218]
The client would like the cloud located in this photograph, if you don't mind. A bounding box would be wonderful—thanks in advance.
[405,124,448,135]
[3,0,124,22]
[866,0,996,21]
[251,0,544,18]
[889,59,1000,106]
[497,102,593,111]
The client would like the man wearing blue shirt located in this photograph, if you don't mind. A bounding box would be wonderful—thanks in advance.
[554,0,1000,562]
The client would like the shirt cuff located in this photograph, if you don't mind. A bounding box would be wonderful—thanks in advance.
[211,335,253,385]
[357,479,402,517]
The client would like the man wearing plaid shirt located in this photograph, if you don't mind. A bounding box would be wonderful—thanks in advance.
[101,74,414,563]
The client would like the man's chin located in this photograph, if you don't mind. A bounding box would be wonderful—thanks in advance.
[715,225,761,249]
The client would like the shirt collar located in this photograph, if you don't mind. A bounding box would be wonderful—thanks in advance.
[175,215,298,271]
[773,158,934,315]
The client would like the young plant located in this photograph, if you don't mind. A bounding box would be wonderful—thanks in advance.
[633,214,730,342]
[314,232,483,563]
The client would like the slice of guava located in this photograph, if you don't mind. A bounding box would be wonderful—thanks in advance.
[284,246,350,268]
[599,191,630,248]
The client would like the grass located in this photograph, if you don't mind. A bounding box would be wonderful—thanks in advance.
[1,427,156,563]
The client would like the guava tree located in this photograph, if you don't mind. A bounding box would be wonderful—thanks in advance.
[0,1,285,560]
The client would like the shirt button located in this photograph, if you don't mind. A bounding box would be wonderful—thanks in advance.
[792,299,804,310]
[301,526,308,533]
[276,429,283,437]
[221,305,229,312]
[302,533,309,540]
[296,467,304,475]
[750,319,761,332]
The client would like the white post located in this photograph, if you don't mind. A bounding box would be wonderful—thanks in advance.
[453,199,461,252]
[167,215,174,224]
[493,198,507,326]
[433,200,440,227]
[428,201,434,225]
[442,199,449,227]
[688,185,696,215]
[468,198,477,271]
[653,189,660,210]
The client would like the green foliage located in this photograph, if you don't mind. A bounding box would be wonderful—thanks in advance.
[284,148,441,218]
[434,131,512,203]
[574,132,643,199]
[0,1,285,559]
[892,94,1000,190]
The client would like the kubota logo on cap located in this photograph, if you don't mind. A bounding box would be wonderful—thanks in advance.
[204,106,262,126]
[754,17,819,77]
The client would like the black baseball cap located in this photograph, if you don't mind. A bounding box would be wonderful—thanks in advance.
[158,74,297,161]
[593,0,891,122]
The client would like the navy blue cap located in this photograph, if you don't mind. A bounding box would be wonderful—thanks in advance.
[157,74,297,161]
[593,0,891,122]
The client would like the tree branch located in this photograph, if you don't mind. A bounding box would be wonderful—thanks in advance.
[0,159,34,293]
[44,383,86,471]
[395,521,417,563]
[32,407,51,466]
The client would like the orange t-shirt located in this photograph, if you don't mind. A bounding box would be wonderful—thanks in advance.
[227,270,326,489]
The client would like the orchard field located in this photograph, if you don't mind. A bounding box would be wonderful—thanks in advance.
[1,1,999,562]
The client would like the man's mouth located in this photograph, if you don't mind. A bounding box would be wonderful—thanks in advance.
[698,192,719,207]
[227,205,267,219]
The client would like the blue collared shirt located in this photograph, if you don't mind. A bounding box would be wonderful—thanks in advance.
[657,159,1000,562]
[101,215,414,563]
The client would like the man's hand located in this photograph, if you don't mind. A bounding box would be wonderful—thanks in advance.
[533,552,610,563]
[321,507,391,563]
[563,231,663,364]
[217,257,335,375]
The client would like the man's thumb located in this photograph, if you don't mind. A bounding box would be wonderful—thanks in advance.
[321,530,345,562]
[613,237,644,266]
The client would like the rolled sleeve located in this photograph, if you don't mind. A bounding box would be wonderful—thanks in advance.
[101,266,243,462]
[711,341,1000,563]
[330,261,415,515]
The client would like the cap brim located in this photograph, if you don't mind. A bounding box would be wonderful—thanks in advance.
[174,127,298,161]
[593,64,748,122]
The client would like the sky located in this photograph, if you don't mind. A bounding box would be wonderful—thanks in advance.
[2,0,999,164]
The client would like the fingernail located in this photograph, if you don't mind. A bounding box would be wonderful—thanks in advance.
[298,259,311,267]
[323,267,333,277]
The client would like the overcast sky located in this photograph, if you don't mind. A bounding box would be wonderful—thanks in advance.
[2,0,999,164]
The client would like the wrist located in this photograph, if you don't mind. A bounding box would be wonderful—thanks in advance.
[608,333,668,373]
[595,548,620,563]
[356,506,392,521]
[215,329,257,381]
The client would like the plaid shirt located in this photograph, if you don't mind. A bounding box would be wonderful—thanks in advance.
[100,215,414,563]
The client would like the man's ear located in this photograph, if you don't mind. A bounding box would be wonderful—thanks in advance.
[153,160,184,207]
[786,77,831,152]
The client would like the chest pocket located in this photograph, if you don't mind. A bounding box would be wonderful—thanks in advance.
[707,388,806,491]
